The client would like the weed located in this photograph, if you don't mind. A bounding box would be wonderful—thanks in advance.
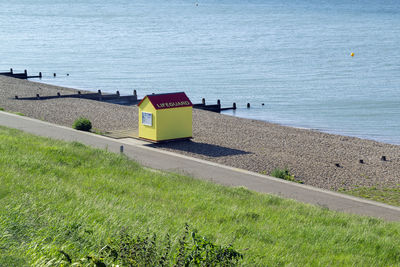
[360,173,370,179]
[91,128,105,135]
[270,168,303,183]
[63,224,243,266]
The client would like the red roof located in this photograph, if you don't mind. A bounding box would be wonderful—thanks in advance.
[138,92,193,110]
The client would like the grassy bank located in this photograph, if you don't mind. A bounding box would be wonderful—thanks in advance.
[1,126,400,266]
[341,186,400,207]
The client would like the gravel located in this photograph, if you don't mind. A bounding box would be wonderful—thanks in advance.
[1,76,399,191]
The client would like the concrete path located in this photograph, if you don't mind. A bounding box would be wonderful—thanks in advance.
[1,111,400,221]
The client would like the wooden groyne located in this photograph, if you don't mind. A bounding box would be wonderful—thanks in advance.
[14,91,246,112]
[11,76,245,112]
[3,68,253,112]
[0,68,42,79]
[14,90,139,106]
[193,98,236,113]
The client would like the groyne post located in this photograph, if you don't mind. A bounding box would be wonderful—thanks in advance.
[233,103,236,110]
[98,90,103,101]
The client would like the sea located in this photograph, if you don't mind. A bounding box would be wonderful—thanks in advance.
[1,0,400,144]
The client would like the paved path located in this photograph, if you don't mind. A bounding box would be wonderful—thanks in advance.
[1,111,400,221]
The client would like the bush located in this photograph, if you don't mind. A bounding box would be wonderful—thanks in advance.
[72,117,92,131]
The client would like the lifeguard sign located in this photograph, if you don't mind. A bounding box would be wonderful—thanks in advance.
[138,92,193,142]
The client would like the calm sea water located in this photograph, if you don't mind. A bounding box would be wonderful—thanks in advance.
[1,0,400,144]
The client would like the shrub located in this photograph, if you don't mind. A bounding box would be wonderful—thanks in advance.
[0,107,4,111]
[73,117,92,131]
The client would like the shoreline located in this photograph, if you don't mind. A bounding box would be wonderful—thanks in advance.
[221,110,400,147]
[1,76,399,199]
[7,76,391,145]
[32,77,400,146]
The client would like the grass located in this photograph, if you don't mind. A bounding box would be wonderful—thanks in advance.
[91,127,106,135]
[0,107,24,116]
[1,126,400,266]
[341,186,400,207]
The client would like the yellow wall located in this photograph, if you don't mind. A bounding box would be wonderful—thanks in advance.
[139,98,192,141]
[138,97,157,141]
[156,106,192,141]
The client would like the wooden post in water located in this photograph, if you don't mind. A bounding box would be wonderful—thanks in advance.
[98,90,102,95]
[133,90,137,96]
[116,90,120,96]
[10,68,13,74]
[247,103,250,108]
[202,98,205,105]
[39,72,42,78]
[233,103,236,110]
[57,92,61,97]
[36,94,40,99]
[217,99,221,108]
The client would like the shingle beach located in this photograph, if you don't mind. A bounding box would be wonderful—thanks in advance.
[1,76,399,192]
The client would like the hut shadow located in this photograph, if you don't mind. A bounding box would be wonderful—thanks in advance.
[147,140,251,157]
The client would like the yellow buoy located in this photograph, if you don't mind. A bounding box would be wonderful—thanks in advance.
[350,52,354,57]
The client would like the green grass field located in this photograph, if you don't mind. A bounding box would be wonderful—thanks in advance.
[1,126,400,266]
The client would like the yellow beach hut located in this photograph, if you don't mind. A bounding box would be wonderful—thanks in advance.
[138,92,193,142]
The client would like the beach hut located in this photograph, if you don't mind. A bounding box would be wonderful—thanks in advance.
[138,92,193,142]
